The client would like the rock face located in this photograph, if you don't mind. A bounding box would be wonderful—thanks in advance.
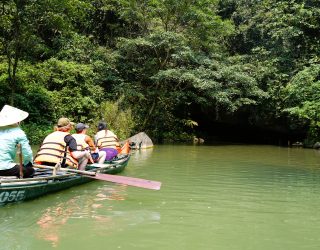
[292,141,303,147]
[193,136,204,144]
[124,132,153,149]
[313,142,320,149]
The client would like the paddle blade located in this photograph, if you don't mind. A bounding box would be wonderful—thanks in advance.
[93,173,161,190]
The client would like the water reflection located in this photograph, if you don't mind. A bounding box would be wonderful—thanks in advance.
[34,183,160,248]
[131,148,154,162]
[36,185,128,247]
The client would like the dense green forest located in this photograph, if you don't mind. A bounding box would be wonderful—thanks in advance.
[0,0,319,145]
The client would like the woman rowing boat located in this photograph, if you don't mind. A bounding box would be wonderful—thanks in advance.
[0,105,34,178]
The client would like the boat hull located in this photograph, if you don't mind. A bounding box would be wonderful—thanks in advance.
[0,154,130,206]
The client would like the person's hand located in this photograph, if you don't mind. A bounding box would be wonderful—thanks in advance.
[89,154,95,163]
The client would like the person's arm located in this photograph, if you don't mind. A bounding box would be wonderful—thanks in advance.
[85,135,97,152]
[16,129,33,165]
[64,134,78,151]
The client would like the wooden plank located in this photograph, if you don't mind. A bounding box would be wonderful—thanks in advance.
[34,164,162,190]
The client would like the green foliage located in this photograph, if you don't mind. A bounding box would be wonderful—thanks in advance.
[0,57,105,124]
[21,123,54,145]
[116,31,266,138]
[0,0,319,144]
[89,99,136,140]
[0,60,54,124]
[33,58,104,122]
[219,0,320,140]
[284,64,320,140]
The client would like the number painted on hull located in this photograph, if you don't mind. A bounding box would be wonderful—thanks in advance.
[0,190,26,203]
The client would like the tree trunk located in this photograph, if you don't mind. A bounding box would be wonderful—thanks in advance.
[6,0,22,106]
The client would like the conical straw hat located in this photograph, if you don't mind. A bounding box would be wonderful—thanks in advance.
[0,105,29,127]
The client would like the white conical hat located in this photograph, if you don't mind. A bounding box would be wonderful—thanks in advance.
[0,105,29,127]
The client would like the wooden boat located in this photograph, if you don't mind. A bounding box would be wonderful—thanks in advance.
[0,154,130,206]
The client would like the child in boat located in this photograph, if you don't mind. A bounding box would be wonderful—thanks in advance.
[0,105,34,178]
[72,123,107,164]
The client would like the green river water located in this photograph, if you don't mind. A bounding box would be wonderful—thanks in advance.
[1,144,320,250]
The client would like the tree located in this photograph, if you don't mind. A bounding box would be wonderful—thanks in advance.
[0,0,32,105]
[284,64,320,141]
[0,0,88,106]
[115,31,266,140]
[218,0,320,138]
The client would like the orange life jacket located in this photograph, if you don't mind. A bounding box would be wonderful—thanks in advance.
[119,141,130,154]
[34,131,78,168]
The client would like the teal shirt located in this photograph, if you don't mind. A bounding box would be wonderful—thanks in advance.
[0,126,33,170]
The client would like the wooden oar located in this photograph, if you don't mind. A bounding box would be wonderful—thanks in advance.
[17,144,23,179]
[33,164,161,190]
[93,173,161,190]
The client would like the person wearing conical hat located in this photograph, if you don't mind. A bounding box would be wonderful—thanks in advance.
[0,105,34,178]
